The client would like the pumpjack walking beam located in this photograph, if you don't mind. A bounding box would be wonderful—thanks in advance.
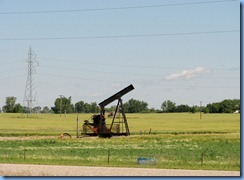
[98,84,134,136]
[98,84,135,109]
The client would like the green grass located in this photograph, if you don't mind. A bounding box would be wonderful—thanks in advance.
[0,113,240,171]
[0,134,239,171]
[0,113,240,136]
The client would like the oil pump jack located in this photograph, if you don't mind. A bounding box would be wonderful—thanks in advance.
[83,84,134,138]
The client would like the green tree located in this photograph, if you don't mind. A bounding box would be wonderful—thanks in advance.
[3,96,17,113]
[33,106,42,113]
[206,102,220,113]
[161,100,176,113]
[205,99,240,113]
[203,106,210,113]
[41,106,52,113]
[89,102,100,113]
[176,104,190,112]
[75,101,85,113]
[105,105,117,112]
[75,101,100,113]
[13,103,23,113]
[232,99,240,111]
[52,96,74,114]
[220,99,233,113]
[124,98,148,113]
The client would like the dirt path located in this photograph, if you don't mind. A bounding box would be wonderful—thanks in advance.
[0,164,240,176]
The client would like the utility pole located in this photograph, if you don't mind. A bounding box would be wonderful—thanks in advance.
[23,47,38,115]
[200,101,202,120]
[59,95,64,117]
[76,114,79,138]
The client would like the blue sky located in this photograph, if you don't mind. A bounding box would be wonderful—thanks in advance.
[0,0,240,109]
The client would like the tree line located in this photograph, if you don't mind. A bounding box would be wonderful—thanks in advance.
[160,99,240,113]
[1,96,240,114]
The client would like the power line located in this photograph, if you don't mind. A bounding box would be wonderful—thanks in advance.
[0,29,239,41]
[38,73,239,89]
[1,60,23,66]
[0,68,25,74]
[39,57,239,72]
[0,74,26,80]
[0,0,237,15]
[40,65,164,77]
[40,64,239,80]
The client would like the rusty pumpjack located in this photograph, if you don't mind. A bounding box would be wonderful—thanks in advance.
[83,84,134,138]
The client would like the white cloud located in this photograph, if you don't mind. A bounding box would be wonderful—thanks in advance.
[165,67,210,81]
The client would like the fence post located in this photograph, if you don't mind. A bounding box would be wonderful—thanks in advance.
[24,149,27,160]
[201,152,204,166]
[108,149,110,164]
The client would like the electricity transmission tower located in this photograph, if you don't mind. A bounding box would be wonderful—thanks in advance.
[23,47,38,114]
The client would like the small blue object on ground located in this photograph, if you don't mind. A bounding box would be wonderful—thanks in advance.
[137,157,156,165]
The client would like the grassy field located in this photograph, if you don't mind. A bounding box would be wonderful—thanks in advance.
[0,113,240,136]
[0,113,240,171]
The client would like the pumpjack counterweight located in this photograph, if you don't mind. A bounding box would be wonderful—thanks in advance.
[82,84,134,138]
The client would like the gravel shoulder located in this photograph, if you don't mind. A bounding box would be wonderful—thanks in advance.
[0,164,240,176]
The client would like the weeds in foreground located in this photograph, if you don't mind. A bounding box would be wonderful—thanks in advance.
[0,134,240,171]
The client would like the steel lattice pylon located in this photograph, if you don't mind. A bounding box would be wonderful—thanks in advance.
[23,47,38,114]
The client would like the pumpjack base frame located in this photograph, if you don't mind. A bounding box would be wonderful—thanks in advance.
[81,132,129,137]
